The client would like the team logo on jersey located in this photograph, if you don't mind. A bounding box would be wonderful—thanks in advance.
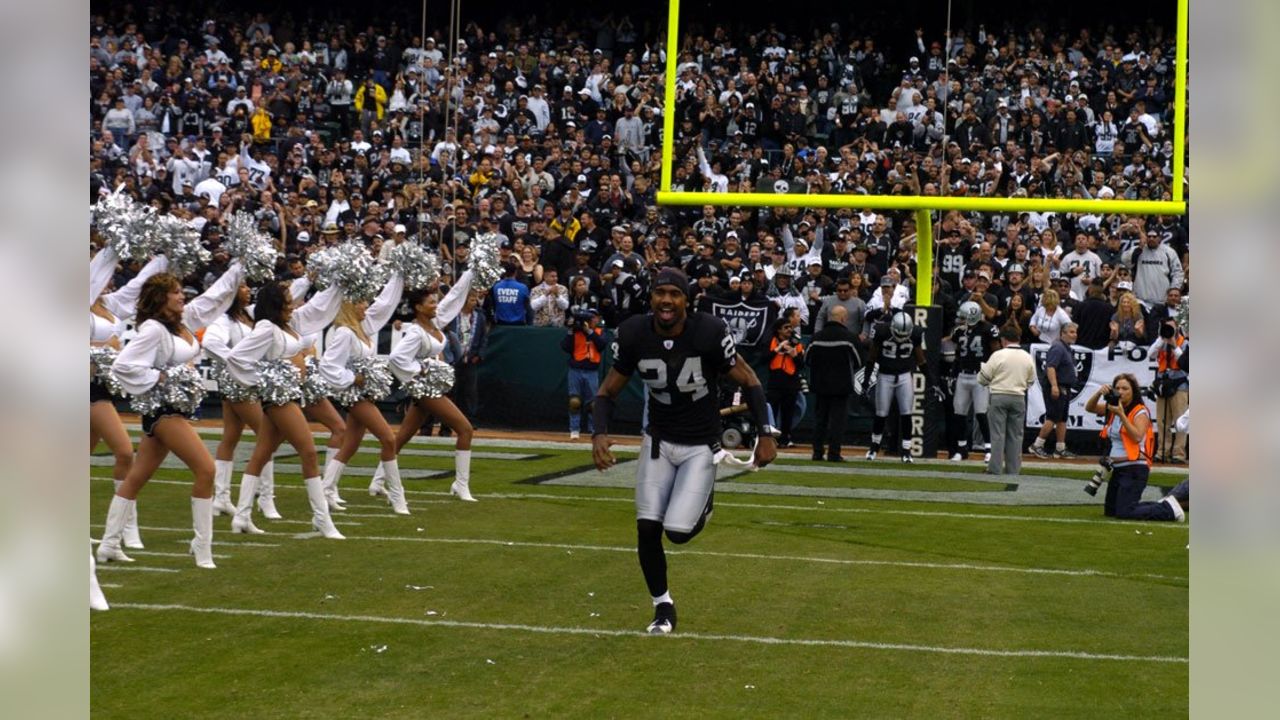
[773,179,790,194]
[1032,345,1093,401]
[663,340,674,349]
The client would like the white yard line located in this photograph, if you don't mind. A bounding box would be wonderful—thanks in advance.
[99,583,123,589]
[89,525,1183,582]
[96,565,180,573]
[88,476,1187,529]
[110,603,1187,664]
[126,550,231,560]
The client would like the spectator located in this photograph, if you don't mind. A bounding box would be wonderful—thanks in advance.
[448,290,488,421]
[1109,290,1146,348]
[531,268,570,327]
[1126,229,1185,308]
[978,326,1037,476]
[1029,289,1072,344]
[814,276,866,338]
[807,305,861,462]
[1074,282,1115,349]
[491,263,531,326]
[560,307,606,440]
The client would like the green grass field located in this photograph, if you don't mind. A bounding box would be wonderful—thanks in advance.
[90,427,1188,719]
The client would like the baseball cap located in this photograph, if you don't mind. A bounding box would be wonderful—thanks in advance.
[1117,280,1134,291]
[296,231,311,243]
[1007,263,1026,275]
[977,270,992,281]
[322,222,339,234]
[879,276,895,287]
[394,223,407,234]
[651,267,689,290]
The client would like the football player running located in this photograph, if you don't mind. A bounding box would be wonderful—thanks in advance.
[592,268,777,634]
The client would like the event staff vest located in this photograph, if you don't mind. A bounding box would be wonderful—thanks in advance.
[1099,404,1156,466]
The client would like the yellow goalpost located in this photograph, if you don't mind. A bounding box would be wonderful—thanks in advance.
[657,0,1189,306]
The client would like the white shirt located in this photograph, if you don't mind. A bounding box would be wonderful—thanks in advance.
[224,286,344,386]
[194,177,227,206]
[696,146,729,193]
[1030,306,1072,344]
[317,274,404,390]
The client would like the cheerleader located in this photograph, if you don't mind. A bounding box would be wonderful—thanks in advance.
[317,271,407,513]
[225,280,345,537]
[299,328,349,510]
[89,247,168,549]
[383,270,479,502]
[97,262,246,569]
[203,275,313,519]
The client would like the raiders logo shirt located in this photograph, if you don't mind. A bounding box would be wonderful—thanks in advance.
[612,312,738,445]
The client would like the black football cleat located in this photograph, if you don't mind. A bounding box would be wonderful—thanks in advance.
[647,602,677,634]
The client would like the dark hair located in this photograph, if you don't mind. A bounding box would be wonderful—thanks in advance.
[227,281,252,323]
[406,286,438,310]
[1111,372,1144,415]
[253,281,290,327]
[136,274,183,333]
[999,325,1022,343]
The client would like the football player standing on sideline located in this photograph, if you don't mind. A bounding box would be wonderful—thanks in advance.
[592,268,777,634]
[865,311,926,462]
[949,301,1001,461]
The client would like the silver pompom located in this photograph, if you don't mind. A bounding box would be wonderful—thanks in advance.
[1175,295,1189,336]
[403,358,455,399]
[331,356,394,405]
[92,190,156,262]
[152,214,211,278]
[212,361,257,403]
[468,232,503,291]
[89,347,124,397]
[255,358,304,406]
[301,356,332,406]
[130,364,206,415]
[385,242,440,291]
[310,242,389,303]
[224,211,281,282]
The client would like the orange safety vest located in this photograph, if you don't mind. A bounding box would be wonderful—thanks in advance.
[573,329,602,364]
[769,337,803,376]
[1155,335,1186,373]
[1099,404,1156,466]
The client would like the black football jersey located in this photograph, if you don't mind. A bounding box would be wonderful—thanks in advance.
[613,311,738,444]
[872,321,924,374]
[950,320,1000,373]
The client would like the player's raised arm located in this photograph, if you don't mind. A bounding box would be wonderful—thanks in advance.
[726,355,778,468]
[591,368,631,471]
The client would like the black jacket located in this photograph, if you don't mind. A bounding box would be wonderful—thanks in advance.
[806,323,861,396]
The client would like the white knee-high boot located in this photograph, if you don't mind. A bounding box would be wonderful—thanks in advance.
[96,495,135,563]
[322,457,347,510]
[368,461,387,497]
[231,474,264,534]
[305,476,345,539]
[189,497,217,569]
[213,459,236,515]
[383,459,409,514]
[256,460,283,519]
[114,480,144,549]
[89,545,109,611]
[450,450,477,502]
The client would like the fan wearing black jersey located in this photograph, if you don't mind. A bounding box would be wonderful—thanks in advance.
[865,311,926,462]
[592,267,777,635]
[949,301,1001,461]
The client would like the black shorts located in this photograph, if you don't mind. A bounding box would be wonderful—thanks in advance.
[141,405,193,436]
[90,379,114,404]
[1042,384,1070,422]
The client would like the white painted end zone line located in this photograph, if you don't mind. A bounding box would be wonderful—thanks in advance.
[112,603,1187,664]
[89,475,1188,529]
[93,524,1182,582]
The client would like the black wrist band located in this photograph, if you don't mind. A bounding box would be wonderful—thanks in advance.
[591,394,615,436]
[745,383,769,430]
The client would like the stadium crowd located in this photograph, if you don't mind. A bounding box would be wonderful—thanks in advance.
[89,6,1189,450]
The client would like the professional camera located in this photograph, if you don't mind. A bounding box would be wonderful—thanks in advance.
[1159,321,1177,339]
[1103,389,1121,406]
[1084,456,1114,496]
[570,308,596,330]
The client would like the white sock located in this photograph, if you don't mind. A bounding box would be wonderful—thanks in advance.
[652,591,673,606]
[870,434,882,445]
[1033,437,1046,448]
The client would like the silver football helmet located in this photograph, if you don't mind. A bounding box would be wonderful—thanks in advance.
[889,312,914,340]
[957,301,982,327]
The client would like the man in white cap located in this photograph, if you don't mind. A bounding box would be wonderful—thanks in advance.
[378,223,410,261]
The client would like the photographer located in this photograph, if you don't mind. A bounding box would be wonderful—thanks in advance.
[1149,319,1188,463]
[1084,373,1183,521]
[560,308,607,440]
[765,316,806,448]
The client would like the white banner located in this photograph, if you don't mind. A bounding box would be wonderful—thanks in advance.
[1025,342,1159,431]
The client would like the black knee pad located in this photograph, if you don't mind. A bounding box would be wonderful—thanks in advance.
[664,528,695,545]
